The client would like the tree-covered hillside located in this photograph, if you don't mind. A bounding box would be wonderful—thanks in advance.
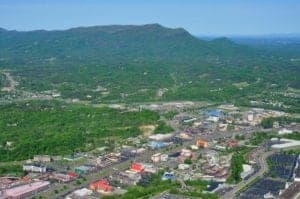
[0,24,299,110]
[0,100,162,161]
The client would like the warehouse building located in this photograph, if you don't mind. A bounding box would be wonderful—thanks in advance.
[2,181,50,198]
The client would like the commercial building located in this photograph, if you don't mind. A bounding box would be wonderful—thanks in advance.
[151,153,168,163]
[142,163,157,173]
[75,165,93,175]
[278,128,293,135]
[178,164,190,170]
[148,133,173,141]
[2,181,50,198]
[207,110,224,122]
[240,164,254,179]
[196,139,208,148]
[51,172,78,183]
[130,163,144,173]
[148,141,167,150]
[112,171,141,185]
[89,179,113,193]
[151,153,162,163]
[23,164,47,173]
[227,140,238,148]
[33,155,51,162]
[162,172,176,181]
[66,188,93,199]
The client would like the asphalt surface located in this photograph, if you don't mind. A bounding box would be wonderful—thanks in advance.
[221,148,274,199]
[35,125,269,198]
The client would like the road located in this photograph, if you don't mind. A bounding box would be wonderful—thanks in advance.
[35,123,271,198]
[221,144,300,199]
[221,147,275,199]
[36,139,196,198]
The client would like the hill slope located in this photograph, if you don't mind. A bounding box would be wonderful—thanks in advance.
[0,24,299,110]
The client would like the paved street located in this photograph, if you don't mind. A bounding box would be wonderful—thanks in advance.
[221,148,274,199]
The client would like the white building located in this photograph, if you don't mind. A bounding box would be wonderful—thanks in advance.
[23,164,47,173]
[161,154,168,162]
[151,153,162,163]
[278,128,293,135]
[207,116,219,122]
[247,112,254,121]
[178,164,190,170]
[240,164,254,179]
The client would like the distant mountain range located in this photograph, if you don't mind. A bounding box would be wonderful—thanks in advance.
[0,24,258,66]
[0,24,299,110]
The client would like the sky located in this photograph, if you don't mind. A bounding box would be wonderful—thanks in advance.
[0,0,300,36]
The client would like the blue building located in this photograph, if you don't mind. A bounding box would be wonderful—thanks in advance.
[162,172,176,181]
[207,110,223,117]
[148,141,166,150]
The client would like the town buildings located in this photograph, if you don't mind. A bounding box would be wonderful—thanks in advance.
[1,181,50,199]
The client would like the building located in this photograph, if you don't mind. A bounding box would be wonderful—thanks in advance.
[162,172,176,181]
[151,153,162,163]
[207,110,224,122]
[161,154,168,162]
[278,128,293,135]
[89,179,113,193]
[131,163,144,173]
[142,163,157,173]
[51,172,78,183]
[112,171,141,185]
[179,132,193,140]
[67,172,78,179]
[240,164,254,179]
[294,167,300,182]
[148,133,173,141]
[227,140,238,148]
[197,139,208,148]
[33,155,51,162]
[180,149,192,157]
[51,173,72,183]
[219,123,228,131]
[3,181,50,198]
[206,150,219,166]
[178,149,193,163]
[23,164,46,173]
[273,121,280,128]
[75,165,93,175]
[178,164,190,170]
[247,112,254,121]
[183,117,197,124]
[151,153,168,163]
[66,188,93,199]
[148,141,167,150]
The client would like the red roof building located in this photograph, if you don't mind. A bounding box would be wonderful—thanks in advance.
[67,172,78,179]
[130,163,144,173]
[196,139,208,148]
[89,179,113,192]
[227,140,238,148]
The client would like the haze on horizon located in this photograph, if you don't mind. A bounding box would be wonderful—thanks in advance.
[0,0,300,36]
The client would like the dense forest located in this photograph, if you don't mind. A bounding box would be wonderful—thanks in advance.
[0,100,164,161]
[0,24,299,110]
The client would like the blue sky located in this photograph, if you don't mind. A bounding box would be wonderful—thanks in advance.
[0,0,299,36]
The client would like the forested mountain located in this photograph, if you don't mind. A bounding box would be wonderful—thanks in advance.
[0,24,299,111]
[0,24,256,65]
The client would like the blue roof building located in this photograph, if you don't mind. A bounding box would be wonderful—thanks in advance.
[162,172,176,181]
[208,110,223,117]
[148,141,166,150]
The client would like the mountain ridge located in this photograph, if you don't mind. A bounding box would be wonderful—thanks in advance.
[0,24,299,108]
